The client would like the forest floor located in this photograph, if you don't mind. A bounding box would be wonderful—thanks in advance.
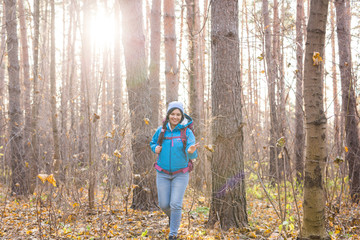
[0,181,359,240]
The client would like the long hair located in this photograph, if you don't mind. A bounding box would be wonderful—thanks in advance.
[157,108,184,145]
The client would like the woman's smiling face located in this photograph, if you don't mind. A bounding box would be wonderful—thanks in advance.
[169,109,182,128]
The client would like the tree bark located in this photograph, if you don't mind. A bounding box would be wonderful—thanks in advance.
[30,0,40,194]
[262,0,279,182]
[149,0,161,128]
[244,0,253,119]
[164,0,178,104]
[186,0,203,126]
[50,0,61,179]
[186,0,205,190]
[0,5,6,153]
[80,0,95,210]
[295,0,305,182]
[113,0,122,185]
[5,0,28,195]
[300,0,330,239]
[18,0,31,150]
[119,0,157,210]
[335,0,360,203]
[330,2,340,157]
[208,0,248,230]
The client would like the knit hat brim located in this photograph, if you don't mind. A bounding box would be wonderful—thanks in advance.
[167,101,184,115]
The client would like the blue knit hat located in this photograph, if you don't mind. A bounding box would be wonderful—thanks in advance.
[167,101,184,115]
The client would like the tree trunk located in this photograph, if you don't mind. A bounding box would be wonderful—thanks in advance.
[186,0,205,190]
[262,0,279,182]
[186,0,202,125]
[113,0,122,185]
[81,0,95,209]
[60,0,69,181]
[101,49,109,155]
[244,0,253,119]
[295,0,305,182]
[67,0,77,173]
[50,0,61,179]
[30,0,41,194]
[335,0,360,203]
[119,0,157,210]
[5,0,28,195]
[300,0,330,239]
[18,0,31,150]
[208,0,248,230]
[0,5,5,153]
[149,0,161,128]
[330,2,340,157]
[164,0,178,103]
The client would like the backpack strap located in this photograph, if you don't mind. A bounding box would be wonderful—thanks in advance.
[164,136,181,147]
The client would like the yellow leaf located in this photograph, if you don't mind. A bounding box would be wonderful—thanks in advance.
[345,146,348,152]
[248,232,257,238]
[25,162,29,168]
[37,174,49,183]
[204,144,215,152]
[312,52,323,66]
[263,229,272,236]
[72,202,79,208]
[254,162,259,171]
[26,230,32,235]
[144,118,150,125]
[46,174,57,187]
[114,149,122,158]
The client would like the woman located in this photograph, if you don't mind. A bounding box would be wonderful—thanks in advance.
[150,101,199,240]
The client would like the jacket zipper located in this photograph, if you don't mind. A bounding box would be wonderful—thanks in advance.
[169,130,173,173]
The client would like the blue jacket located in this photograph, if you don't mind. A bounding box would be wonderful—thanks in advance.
[150,114,198,173]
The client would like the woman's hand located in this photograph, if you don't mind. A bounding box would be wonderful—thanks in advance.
[155,145,162,154]
[187,143,199,154]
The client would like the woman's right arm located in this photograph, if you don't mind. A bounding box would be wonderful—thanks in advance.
[150,127,161,153]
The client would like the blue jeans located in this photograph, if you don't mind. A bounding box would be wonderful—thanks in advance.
[156,171,189,237]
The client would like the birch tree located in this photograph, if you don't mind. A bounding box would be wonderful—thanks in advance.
[300,0,330,238]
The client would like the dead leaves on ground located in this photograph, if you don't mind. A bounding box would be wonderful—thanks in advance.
[0,186,359,239]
